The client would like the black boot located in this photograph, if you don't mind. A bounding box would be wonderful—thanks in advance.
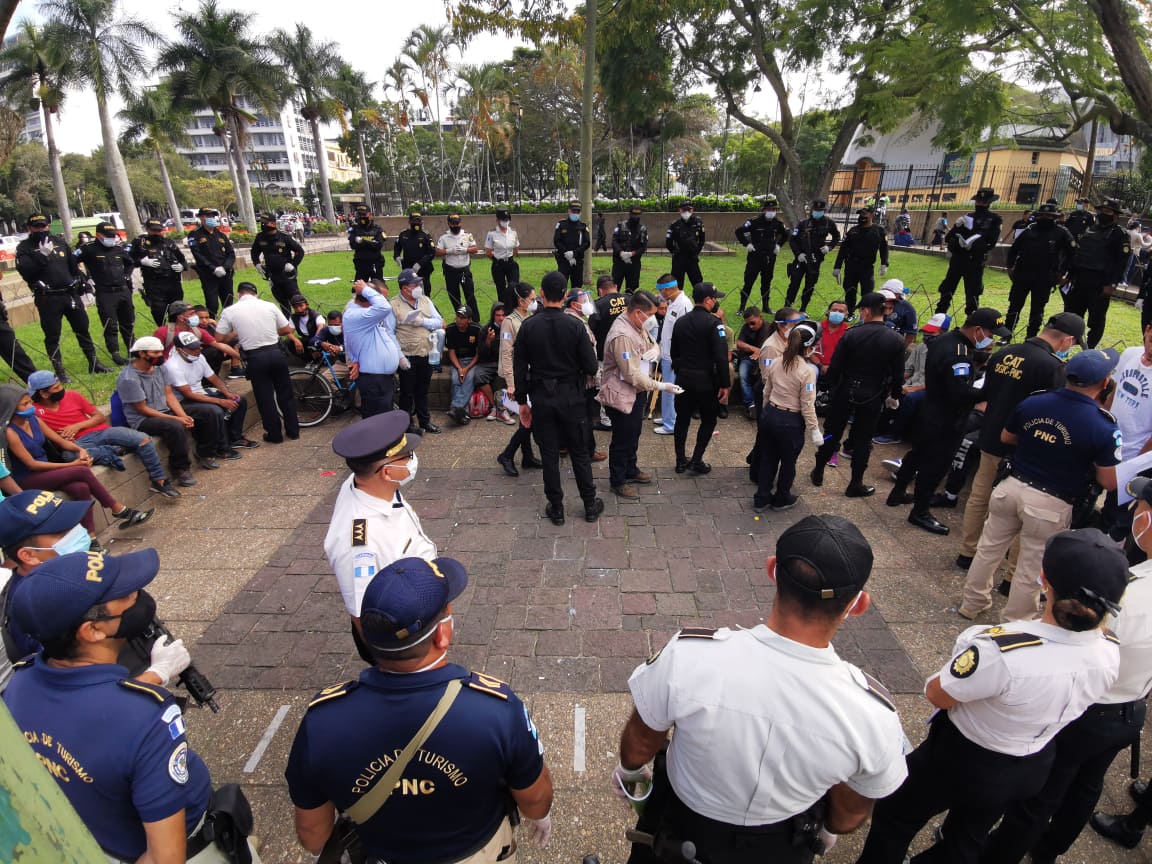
[810,456,827,487]
[887,484,913,506]
[52,361,72,384]
[86,354,112,374]
[1090,812,1146,849]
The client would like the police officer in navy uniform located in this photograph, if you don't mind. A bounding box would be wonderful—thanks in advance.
[130,217,188,327]
[936,187,1004,316]
[186,207,236,317]
[1005,202,1076,338]
[393,211,436,296]
[554,199,591,291]
[670,283,731,475]
[251,212,306,314]
[347,204,387,281]
[833,207,890,312]
[612,205,649,293]
[1065,197,1095,240]
[285,556,555,862]
[1065,197,1130,348]
[665,201,706,290]
[785,199,841,313]
[77,220,136,365]
[736,195,789,313]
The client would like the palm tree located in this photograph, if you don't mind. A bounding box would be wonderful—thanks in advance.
[403,24,453,199]
[453,64,514,202]
[331,64,385,209]
[0,20,75,239]
[39,0,159,239]
[119,80,192,229]
[269,23,344,224]
[384,58,433,202]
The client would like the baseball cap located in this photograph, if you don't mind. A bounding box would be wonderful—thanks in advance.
[167,301,194,321]
[144,218,164,230]
[692,282,725,302]
[775,514,874,599]
[197,207,220,217]
[96,222,117,237]
[0,490,93,549]
[398,268,421,286]
[879,287,899,302]
[455,305,471,317]
[290,294,308,306]
[1045,312,1086,347]
[446,213,462,225]
[568,199,582,211]
[175,331,202,351]
[678,201,694,211]
[1098,198,1123,213]
[921,313,951,334]
[629,205,643,216]
[332,409,421,462]
[859,291,886,312]
[495,208,510,221]
[360,557,468,652]
[964,308,1012,339]
[409,211,423,221]
[880,279,907,297]
[27,370,58,395]
[11,548,161,641]
[1042,528,1128,616]
[1066,348,1120,385]
[27,214,49,227]
[1126,477,1152,506]
[130,336,164,353]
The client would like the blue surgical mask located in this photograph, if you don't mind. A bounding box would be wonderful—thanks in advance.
[975,336,994,350]
[1055,348,1071,359]
[569,213,580,222]
[15,406,37,418]
[187,315,201,328]
[812,210,825,219]
[28,523,91,558]
[828,311,846,325]
[99,236,116,247]
[204,218,219,228]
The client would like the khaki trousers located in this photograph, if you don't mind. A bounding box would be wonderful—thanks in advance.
[960,451,1020,578]
[960,476,1072,621]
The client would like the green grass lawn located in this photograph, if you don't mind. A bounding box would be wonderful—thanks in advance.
[10,247,1143,404]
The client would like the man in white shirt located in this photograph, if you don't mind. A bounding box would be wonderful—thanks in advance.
[165,330,258,458]
[436,214,479,321]
[654,274,694,436]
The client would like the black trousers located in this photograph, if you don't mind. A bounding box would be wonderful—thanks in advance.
[606,393,645,487]
[673,387,719,463]
[357,372,396,418]
[556,255,585,291]
[895,418,966,511]
[269,277,300,315]
[856,714,1055,864]
[397,355,433,428]
[500,422,536,461]
[491,259,520,310]
[197,269,234,317]
[443,265,478,320]
[245,345,298,441]
[353,257,384,281]
[671,254,703,290]
[141,278,184,327]
[842,261,875,312]
[137,416,192,472]
[529,393,597,509]
[740,254,777,311]
[0,302,35,381]
[583,388,599,454]
[936,256,985,316]
[35,291,95,363]
[1064,270,1111,349]
[1006,273,1055,338]
[181,401,227,456]
[785,260,822,312]
[754,405,805,506]
[613,258,642,293]
[816,390,885,485]
[94,286,135,356]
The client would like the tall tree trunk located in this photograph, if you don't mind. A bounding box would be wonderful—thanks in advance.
[1084,116,1100,198]
[218,130,243,217]
[97,93,142,238]
[155,144,182,229]
[408,124,433,201]
[356,128,373,208]
[579,0,597,284]
[433,80,446,199]
[309,115,337,223]
[42,103,71,242]
[227,115,256,230]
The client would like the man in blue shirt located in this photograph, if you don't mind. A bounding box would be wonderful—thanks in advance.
[344,277,401,417]
[286,556,554,862]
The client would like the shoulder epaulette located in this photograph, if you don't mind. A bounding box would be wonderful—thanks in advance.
[118,678,170,703]
[857,670,897,712]
[979,627,1044,651]
[307,680,359,710]
[1098,406,1117,422]
[677,627,718,640]
[1103,629,1121,644]
[11,657,33,671]
[467,671,511,700]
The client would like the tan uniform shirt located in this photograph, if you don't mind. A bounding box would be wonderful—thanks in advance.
[761,356,819,431]
[498,309,527,382]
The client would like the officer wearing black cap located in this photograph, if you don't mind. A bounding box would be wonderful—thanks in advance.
[670,282,731,474]
[347,205,387,281]
[285,557,555,862]
[555,199,591,291]
[436,214,480,320]
[619,515,907,864]
[15,213,105,380]
[613,205,649,293]
[1065,197,1131,348]
[1065,196,1095,240]
[665,201,706,290]
[856,528,1126,864]
[736,195,789,313]
[394,211,436,296]
[76,221,136,365]
[130,217,188,327]
[186,208,236,316]
[251,212,306,314]
[833,207,890,312]
[935,187,1004,316]
[485,208,521,310]
[1005,202,1076,338]
[785,199,841,313]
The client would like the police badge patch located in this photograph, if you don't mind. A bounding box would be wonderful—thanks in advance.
[169,742,189,784]
[950,646,979,678]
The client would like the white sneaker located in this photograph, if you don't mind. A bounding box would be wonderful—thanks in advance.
[654,426,675,435]
[651,416,664,425]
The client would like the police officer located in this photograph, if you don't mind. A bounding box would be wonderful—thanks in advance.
[612,205,649,293]
[186,207,236,316]
[73,220,136,365]
[497,282,543,474]
[888,308,1011,534]
[285,556,554,862]
[669,283,730,475]
[618,515,907,864]
[347,204,387,281]
[833,207,890,312]
[323,410,437,661]
[251,211,305,314]
[513,271,602,525]
[736,195,789,313]
[811,292,906,497]
[130,217,188,327]
[936,187,1004,316]
[554,199,591,291]
[15,213,107,380]
[855,528,1125,864]
[1065,197,1130,348]
[436,214,480,321]
[665,201,706,290]
[785,199,841,313]
[1005,202,1076,338]
[1065,196,1095,240]
[484,208,520,311]
[393,210,436,297]
[590,273,629,361]
[958,349,1122,620]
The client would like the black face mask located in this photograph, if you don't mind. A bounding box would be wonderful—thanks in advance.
[262,224,277,233]
[628,217,639,226]
[450,226,461,234]
[110,590,156,639]
[858,216,869,225]
[1098,213,1115,225]
[47,389,66,403]
[1035,219,1056,230]
[410,221,422,230]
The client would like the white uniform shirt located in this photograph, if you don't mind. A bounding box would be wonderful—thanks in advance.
[163,353,214,395]
[323,475,438,616]
[628,626,908,826]
[215,294,288,350]
[484,228,519,261]
[437,231,476,269]
[660,292,694,360]
[1101,562,1152,703]
[940,620,1120,755]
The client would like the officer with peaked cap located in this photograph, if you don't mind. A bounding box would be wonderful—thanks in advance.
[186,207,236,316]
[555,199,591,291]
[1065,197,1131,348]
[935,187,1004,317]
[130,217,188,327]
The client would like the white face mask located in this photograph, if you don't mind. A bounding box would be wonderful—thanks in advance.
[527,299,539,313]
[644,315,659,336]
[379,615,453,673]
[187,315,201,328]
[581,300,596,317]
[394,453,418,486]
[499,220,510,229]
[327,324,342,335]
[680,211,692,222]
[764,210,777,220]
[410,286,424,301]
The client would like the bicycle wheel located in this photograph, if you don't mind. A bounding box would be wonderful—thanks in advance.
[288,370,334,426]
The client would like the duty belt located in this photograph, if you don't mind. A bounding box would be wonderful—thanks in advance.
[1008,472,1077,506]
[1085,699,1146,721]
[768,401,801,414]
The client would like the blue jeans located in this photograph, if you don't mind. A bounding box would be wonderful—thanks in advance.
[449,365,477,410]
[660,357,676,430]
[81,426,166,480]
[736,357,758,407]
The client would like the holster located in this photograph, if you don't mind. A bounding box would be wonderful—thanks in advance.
[200,784,254,864]
[317,815,367,864]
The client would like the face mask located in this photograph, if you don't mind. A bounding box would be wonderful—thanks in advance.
[975,334,994,350]
[327,324,342,335]
[1134,509,1152,551]
[527,300,539,313]
[15,406,36,417]
[680,212,692,222]
[99,236,116,247]
[204,218,219,228]
[387,453,418,487]
[581,300,596,317]
[450,225,461,234]
[1075,204,1085,211]
[411,286,423,301]
[499,220,510,228]
[857,216,869,225]
[811,210,825,219]
[569,213,580,222]
[148,355,165,367]
[46,388,66,403]
[764,210,777,220]
[383,615,453,672]
[27,523,91,558]
[180,351,200,363]
[187,315,201,328]
[109,590,157,639]
[828,311,846,325]
[644,315,659,336]
[1098,214,1115,225]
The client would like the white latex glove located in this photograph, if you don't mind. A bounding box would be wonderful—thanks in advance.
[520,814,552,847]
[405,310,424,326]
[171,263,184,273]
[819,245,830,254]
[961,215,974,231]
[746,243,757,253]
[621,251,632,262]
[37,237,53,256]
[879,265,888,276]
[356,236,365,243]
[810,428,824,446]
[256,264,267,278]
[611,763,654,801]
[1137,299,1145,311]
[774,244,782,255]
[660,382,685,394]
[213,266,226,278]
[817,829,838,856]
[284,263,295,275]
[394,258,403,269]
[832,269,842,284]
[146,635,191,687]
[797,253,807,263]
[564,250,576,264]
[885,396,901,410]
[413,263,421,275]
[641,346,659,363]
[398,355,412,371]
[141,256,160,268]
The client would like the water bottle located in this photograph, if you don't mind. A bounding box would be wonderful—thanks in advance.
[428,328,445,369]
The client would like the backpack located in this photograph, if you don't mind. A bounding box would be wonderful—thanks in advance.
[468,390,492,419]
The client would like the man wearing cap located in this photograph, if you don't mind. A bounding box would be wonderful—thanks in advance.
[484,209,520,310]
[554,200,591,291]
[344,278,401,418]
[955,314,1082,570]
[1066,197,1131,348]
[957,349,1121,620]
[669,283,730,474]
[164,331,256,457]
[348,205,387,282]
[888,308,1011,534]
[186,208,236,317]
[936,187,1004,317]
[736,195,789,313]
[251,212,306,314]
[284,294,325,362]
[76,221,136,365]
[655,274,696,437]
[436,214,480,320]
[1065,197,1095,240]
[856,528,1125,864]
[394,211,436,296]
[15,213,105,381]
[612,205,649,293]
[785,199,841,313]
[285,556,554,862]
[130,217,188,327]
[1006,203,1076,339]
[392,269,445,435]
[215,282,301,444]
[154,300,243,376]
[665,202,706,290]
[833,207,890,312]
[618,515,907,864]
[444,306,482,425]
[879,279,918,346]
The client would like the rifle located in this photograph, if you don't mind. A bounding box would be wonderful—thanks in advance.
[129,617,220,712]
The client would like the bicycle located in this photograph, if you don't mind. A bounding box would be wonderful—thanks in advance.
[289,350,358,427]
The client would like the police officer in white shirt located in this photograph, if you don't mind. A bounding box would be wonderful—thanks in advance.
[436,214,479,321]
[484,208,521,311]
[855,528,1127,864]
[616,514,907,864]
[323,410,437,663]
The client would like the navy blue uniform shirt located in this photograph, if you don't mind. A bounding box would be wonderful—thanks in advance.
[285,663,545,863]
